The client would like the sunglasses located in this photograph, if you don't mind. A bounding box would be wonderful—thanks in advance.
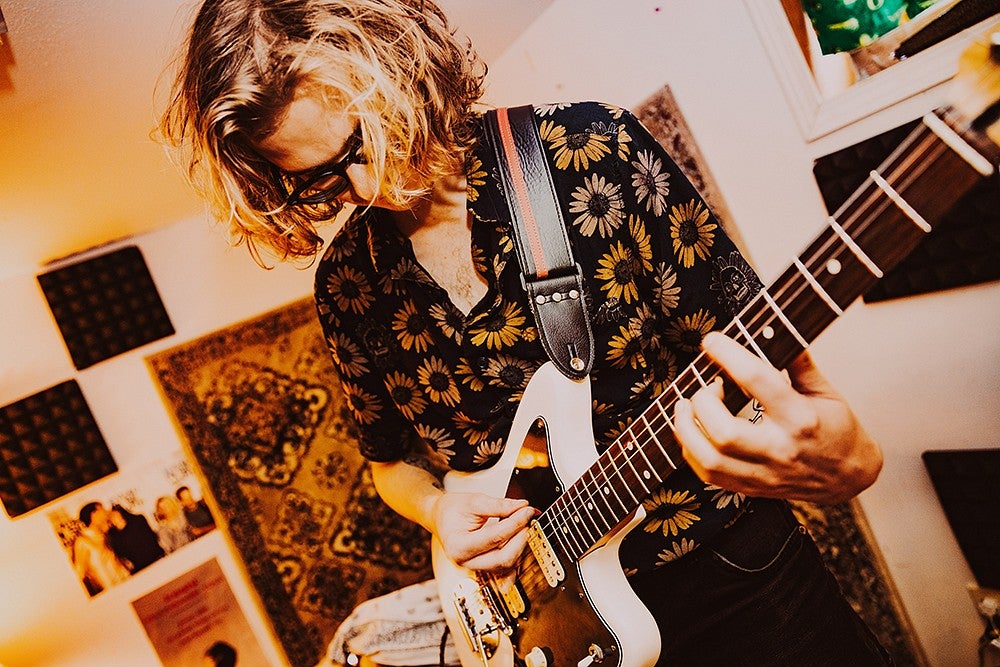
[281,128,366,208]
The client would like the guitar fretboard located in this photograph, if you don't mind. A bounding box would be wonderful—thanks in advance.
[533,109,996,563]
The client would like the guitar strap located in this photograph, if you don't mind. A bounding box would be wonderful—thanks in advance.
[483,105,595,381]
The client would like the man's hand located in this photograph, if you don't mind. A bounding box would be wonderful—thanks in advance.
[673,332,882,504]
[431,492,537,572]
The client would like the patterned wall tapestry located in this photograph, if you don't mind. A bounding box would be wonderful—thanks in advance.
[148,298,434,667]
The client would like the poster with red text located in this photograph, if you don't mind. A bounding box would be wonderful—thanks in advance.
[131,557,270,667]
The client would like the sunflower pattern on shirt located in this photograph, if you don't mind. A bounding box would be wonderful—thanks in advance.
[313,101,763,576]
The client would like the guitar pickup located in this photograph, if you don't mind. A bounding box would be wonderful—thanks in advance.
[527,519,565,587]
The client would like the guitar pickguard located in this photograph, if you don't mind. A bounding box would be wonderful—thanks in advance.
[495,419,620,667]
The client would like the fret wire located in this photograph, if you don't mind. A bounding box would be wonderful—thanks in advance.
[694,354,722,384]
[732,315,770,360]
[828,121,935,231]
[755,125,943,333]
[922,112,995,177]
[620,434,651,496]
[827,216,884,278]
[569,483,601,543]
[592,466,622,521]
[653,396,676,433]
[553,492,591,552]
[535,123,963,567]
[761,128,949,335]
[869,170,932,233]
[676,367,702,398]
[542,496,580,554]
[672,382,685,402]
[793,258,843,316]
[760,287,808,349]
[557,505,586,557]
[581,469,615,532]
[597,454,630,514]
[634,414,664,484]
[689,364,709,388]
[568,497,598,547]
[542,515,572,558]
[817,125,949,282]
[609,443,641,504]
[651,400,679,468]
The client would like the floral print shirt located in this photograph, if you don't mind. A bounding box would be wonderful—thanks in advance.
[314,102,763,575]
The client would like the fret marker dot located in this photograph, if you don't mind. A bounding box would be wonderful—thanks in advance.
[643,471,651,480]
[573,515,580,522]
[603,486,610,495]
[826,259,842,275]
[762,326,775,339]
[587,502,594,510]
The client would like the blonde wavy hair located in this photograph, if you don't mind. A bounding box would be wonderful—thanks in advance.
[158,0,486,265]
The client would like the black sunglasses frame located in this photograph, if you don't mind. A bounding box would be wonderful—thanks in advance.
[282,128,365,208]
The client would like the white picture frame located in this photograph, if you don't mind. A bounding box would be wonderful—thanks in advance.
[744,0,998,141]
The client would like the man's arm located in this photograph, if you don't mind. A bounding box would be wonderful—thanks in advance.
[370,458,537,572]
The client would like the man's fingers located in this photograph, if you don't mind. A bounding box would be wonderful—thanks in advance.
[700,332,792,409]
[674,397,780,494]
[463,529,530,572]
[467,494,531,520]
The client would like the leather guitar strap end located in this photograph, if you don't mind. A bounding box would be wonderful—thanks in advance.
[486,105,595,381]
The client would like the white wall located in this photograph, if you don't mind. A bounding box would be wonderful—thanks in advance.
[1,2,997,666]
[0,217,315,666]
[482,1,999,665]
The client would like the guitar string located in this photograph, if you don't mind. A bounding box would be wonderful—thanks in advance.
[597,127,951,512]
[620,128,951,477]
[536,130,950,557]
[502,60,994,622]
[541,123,953,541]
[533,125,952,553]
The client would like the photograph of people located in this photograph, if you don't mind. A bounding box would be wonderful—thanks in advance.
[153,494,194,555]
[176,485,217,538]
[157,0,897,664]
[107,503,166,573]
[72,501,131,596]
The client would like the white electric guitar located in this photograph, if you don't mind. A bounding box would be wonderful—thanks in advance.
[432,24,1000,667]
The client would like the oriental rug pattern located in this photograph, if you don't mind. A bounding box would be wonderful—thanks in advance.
[148,298,433,667]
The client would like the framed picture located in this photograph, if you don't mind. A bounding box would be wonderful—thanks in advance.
[744,0,1000,140]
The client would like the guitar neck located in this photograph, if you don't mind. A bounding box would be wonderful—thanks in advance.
[537,108,997,563]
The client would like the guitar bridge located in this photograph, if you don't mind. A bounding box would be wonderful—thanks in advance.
[452,578,512,664]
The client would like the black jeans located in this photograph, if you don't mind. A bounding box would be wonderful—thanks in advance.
[629,498,892,666]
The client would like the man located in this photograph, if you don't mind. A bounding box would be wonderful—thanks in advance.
[158,1,889,663]
[176,486,216,538]
[73,501,130,594]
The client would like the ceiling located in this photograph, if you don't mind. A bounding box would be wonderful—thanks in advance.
[0,0,553,281]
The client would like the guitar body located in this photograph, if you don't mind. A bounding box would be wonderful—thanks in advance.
[431,362,661,667]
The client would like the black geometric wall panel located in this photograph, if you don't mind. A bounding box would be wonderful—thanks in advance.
[37,245,175,370]
[0,380,118,518]
[813,118,1000,303]
[923,448,1000,589]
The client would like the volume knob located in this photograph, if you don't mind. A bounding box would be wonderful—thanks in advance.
[525,646,548,667]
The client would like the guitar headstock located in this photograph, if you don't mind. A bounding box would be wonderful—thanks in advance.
[949,20,1000,150]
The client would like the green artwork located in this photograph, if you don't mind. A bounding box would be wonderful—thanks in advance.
[802,0,907,53]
